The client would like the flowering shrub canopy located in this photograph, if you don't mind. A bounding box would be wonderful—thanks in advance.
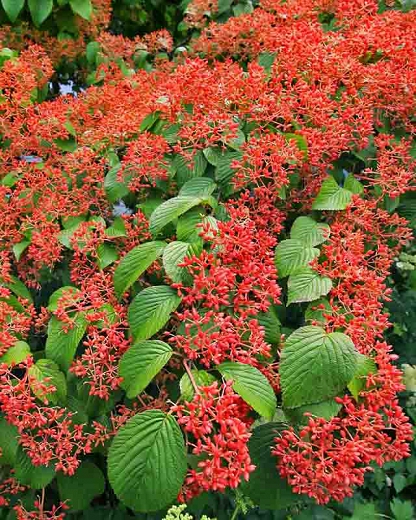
[0,0,415,517]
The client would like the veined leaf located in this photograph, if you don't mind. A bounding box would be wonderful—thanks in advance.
[287,268,332,305]
[149,195,216,235]
[162,241,195,283]
[0,417,19,465]
[178,177,216,197]
[14,447,55,488]
[290,216,330,246]
[108,410,187,512]
[280,326,357,408]
[218,362,277,420]
[45,313,88,371]
[128,286,181,340]
[242,422,299,509]
[275,239,319,278]
[312,176,353,211]
[58,461,105,511]
[119,340,173,398]
[29,358,67,405]
[113,241,166,299]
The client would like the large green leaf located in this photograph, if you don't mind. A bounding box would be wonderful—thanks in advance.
[176,207,205,242]
[149,195,215,235]
[287,268,332,305]
[108,410,187,512]
[0,417,19,465]
[1,0,25,22]
[242,422,299,509]
[57,461,105,511]
[275,239,319,278]
[290,216,330,247]
[280,326,357,408]
[14,447,55,488]
[113,241,166,298]
[45,313,88,371]
[28,0,53,26]
[119,340,173,398]
[69,0,92,20]
[162,241,195,283]
[0,340,30,366]
[128,286,181,340]
[218,362,277,420]
[312,176,353,211]
[28,359,67,405]
[215,150,242,187]
[179,369,216,401]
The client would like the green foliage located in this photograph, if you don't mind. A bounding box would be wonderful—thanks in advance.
[108,410,187,512]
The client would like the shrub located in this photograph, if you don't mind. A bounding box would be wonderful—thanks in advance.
[0,0,415,518]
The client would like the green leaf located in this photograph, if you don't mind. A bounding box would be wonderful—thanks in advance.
[179,370,216,401]
[29,359,67,405]
[54,137,77,152]
[217,362,277,420]
[128,286,181,341]
[390,499,414,520]
[1,0,25,22]
[312,176,353,211]
[215,150,242,188]
[104,165,129,203]
[162,241,194,283]
[290,216,330,247]
[393,474,408,493]
[7,276,32,302]
[0,340,30,366]
[179,177,216,197]
[27,0,51,25]
[105,217,126,238]
[119,340,173,398]
[344,174,364,195]
[69,0,92,19]
[280,326,357,408]
[287,268,332,305]
[113,241,166,299]
[0,417,19,465]
[347,354,377,400]
[176,207,205,242]
[57,461,105,511]
[256,307,281,345]
[108,410,187,512]
[149,195,215,235]
[45,314,88,371]
[14,447,55,488]
[275,239,319,278]
[284,399,342,426]
[243,422,299,509]
[97,243,118,270]
[203,147,222,166]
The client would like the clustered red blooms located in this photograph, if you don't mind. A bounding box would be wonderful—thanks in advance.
[0,0,415,511]
[0,476,26,507]
[173,382,255,500]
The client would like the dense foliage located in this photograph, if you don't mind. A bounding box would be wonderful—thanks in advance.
[0,0,415,519]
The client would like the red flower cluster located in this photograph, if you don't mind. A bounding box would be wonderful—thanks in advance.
[173,382,255,500]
